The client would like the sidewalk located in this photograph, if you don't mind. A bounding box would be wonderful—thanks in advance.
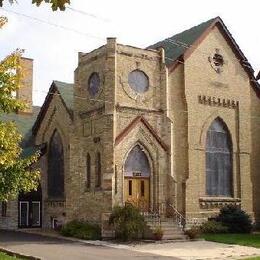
[19,229,260,260]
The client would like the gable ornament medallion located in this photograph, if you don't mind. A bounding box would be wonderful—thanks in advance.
[208,49,225,74]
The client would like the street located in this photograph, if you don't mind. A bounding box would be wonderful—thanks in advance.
[0,230,179,260]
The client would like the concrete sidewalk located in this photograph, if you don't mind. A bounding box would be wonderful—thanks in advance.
[14,229,260,260]
[128,240,260,260]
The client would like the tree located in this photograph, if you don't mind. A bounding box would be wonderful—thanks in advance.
[0,17,40,201]
[0,0,70,11]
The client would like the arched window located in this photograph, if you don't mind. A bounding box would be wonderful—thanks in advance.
[206,118,232,196]
[124,145,151,177]
[95,152,101,188]
[48,130,64,198]
[86,153,91,188]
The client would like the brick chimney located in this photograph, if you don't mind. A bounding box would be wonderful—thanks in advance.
[17,57,33,114]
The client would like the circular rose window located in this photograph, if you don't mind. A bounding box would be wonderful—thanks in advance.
[88,72,100,97]
[128,70,149,93]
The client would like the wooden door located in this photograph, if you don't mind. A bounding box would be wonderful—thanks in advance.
[124,178,149,212]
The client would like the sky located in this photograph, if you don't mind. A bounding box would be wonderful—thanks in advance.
[1,0,260,106]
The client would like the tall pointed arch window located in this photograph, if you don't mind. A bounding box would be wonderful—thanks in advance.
[95,152,101,188]
[86,153,91,188]
[48,130,64,198]
[206,118,232,196]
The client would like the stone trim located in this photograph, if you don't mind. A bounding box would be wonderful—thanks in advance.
[199,197,241,209]
[115,116,169,152]
[198,95,238,109]
[79,105,105,119]
[116,104,163,114]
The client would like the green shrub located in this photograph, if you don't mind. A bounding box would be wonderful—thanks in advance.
[109,204,145,241]
[216,205,252,233]
[60,220,101,240]
[153,226,164,240]
[184,226,201,239]
[200,220,228,234]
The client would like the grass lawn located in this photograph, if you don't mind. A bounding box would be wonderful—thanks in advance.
[221,256,260,260]
[0,251,24,259]
[202,233,260,248]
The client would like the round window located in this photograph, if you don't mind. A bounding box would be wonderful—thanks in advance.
[88,72,100,97]
[128,70,149,93]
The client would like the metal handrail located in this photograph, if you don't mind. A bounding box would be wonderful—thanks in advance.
[141,209,161,226]
[168,204,186,230]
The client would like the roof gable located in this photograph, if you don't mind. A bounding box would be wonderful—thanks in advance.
[115,116,169,152]
[32,81,74,135]
[148,16,259,91]
[53,80,74,111]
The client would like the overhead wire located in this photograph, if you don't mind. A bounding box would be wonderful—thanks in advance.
[1,6,259,117]
[66,6,110,23]
[0,7,105,41]
[0,6,256,69]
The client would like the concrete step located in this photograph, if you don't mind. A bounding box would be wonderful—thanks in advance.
[162,234,187,240]
[144,218,187,240]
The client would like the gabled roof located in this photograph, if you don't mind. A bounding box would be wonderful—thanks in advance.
[0,106,40,147]
[148,17,216,66]
[115,116,169,152]
[53,80,74,111]
[148,17,259,91]
[32,81,74,135]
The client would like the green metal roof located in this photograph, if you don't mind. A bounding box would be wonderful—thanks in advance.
[53,80,74,111]
[21,145,39,158]
[148,17,216,65]
[0,106,41,157]
[0,106,40,140]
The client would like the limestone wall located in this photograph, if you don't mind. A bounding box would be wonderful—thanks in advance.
[0,200,18,230]
[183,26,252,223]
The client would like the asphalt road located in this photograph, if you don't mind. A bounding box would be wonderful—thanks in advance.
[0,230,180,260]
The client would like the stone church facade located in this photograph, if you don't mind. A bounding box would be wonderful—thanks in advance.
[1,17,260,230]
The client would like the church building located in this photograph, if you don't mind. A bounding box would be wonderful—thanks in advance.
[1,17,260,231]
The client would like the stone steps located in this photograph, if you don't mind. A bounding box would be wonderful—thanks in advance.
[144,217,187,240]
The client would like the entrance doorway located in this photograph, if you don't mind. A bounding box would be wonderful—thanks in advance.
[19,201,41,227]
[124,177,149,211]
[18,187,42,228]
[124,145,151,212]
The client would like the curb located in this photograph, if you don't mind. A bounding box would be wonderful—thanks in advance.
[0,247,41,260]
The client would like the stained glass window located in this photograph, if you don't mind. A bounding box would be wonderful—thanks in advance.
[88,72,100,97]
[48,130,64,198]
[206,118,232,196]
[128,70,149,93]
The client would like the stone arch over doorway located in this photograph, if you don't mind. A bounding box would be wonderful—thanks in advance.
[123,143,152,212]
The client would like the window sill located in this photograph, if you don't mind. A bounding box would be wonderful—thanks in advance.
[199,197,241,209]
[46,198,65,202]
[199,197,241,202]
[45,199,66,208]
